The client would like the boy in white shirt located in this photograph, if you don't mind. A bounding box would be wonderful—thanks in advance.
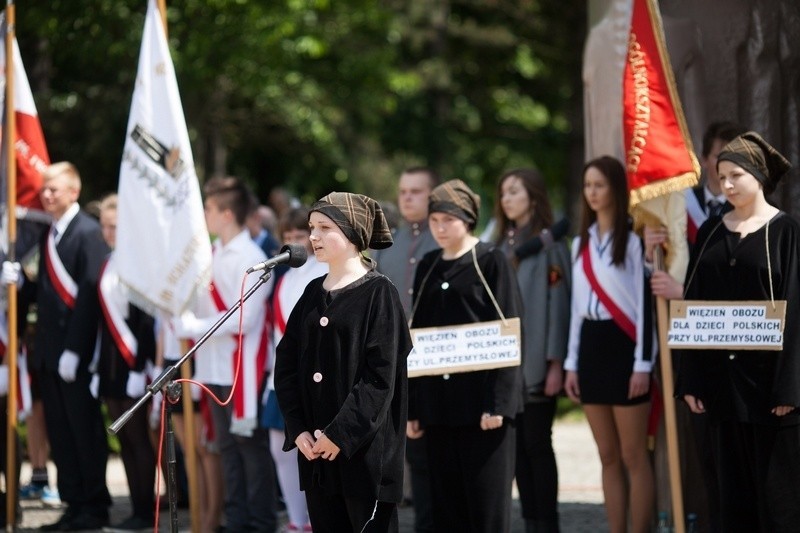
[176,177,277,531]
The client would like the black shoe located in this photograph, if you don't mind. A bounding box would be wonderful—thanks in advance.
[63,511,109,531]
[102,514,153,532]
[40,507,80,531]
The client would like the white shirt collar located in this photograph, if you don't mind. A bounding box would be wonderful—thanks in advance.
[53,202,80,242]
[214,229,252,254]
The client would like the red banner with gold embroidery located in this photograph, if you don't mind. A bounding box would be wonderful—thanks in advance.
[623,0,698,207]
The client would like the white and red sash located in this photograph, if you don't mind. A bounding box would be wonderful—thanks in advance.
[98,256,137,369]
[272,276,288,338]
[684,188,707,246]
[581,245,636,341]
[44,228,77,309]
[209,280,268,436]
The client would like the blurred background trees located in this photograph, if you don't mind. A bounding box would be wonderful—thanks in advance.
[17,0,586,219]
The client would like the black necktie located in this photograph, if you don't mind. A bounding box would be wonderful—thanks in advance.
[707,200,722,217]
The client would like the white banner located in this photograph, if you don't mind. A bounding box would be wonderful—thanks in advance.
[115,0,211,316]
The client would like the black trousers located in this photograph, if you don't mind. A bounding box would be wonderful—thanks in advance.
[106,397,156,521]
[40,369,111,516]
[515,399,559,531]
[305,489,398,533]
[207,384,277,532]
[709,419,800,533]
[425,423,515,533]
[406,435,433,532]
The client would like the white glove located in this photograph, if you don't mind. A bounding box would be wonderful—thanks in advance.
[126,370,146,398]
[1,261,22,287]
[174,311,202,339]
[58,350,80,382]
[0,365,8,396]
[150,390,163,430]
[149,365,164,383]
[89,373,99,399]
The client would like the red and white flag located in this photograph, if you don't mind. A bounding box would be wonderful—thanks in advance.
[115,0,211,316]
[0,18,51,262]
[623,0,699,281]
[0,24,49,212]
[0,18,46,419]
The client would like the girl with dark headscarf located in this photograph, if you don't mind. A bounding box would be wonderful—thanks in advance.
[274,192,412,532]
[676,132,800,532]
[407,179,524,533]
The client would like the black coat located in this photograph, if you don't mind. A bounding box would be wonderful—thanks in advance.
[274,272,412,502]
[32,211,110,371]
[676,213,800,425]
[409,242,524,426]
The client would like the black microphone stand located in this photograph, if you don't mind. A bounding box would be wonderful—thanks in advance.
[108,267,275,533]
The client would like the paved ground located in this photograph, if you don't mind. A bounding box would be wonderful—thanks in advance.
[16,420,607,532]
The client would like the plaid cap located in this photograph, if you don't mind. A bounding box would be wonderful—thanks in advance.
[310,192,393,251]
[428,179,481,228]
[717,131,792,195]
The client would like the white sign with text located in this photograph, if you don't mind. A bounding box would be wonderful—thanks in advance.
[668,300,786,351]
[408,318,521,377]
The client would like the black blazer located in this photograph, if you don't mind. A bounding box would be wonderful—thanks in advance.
[32,210,110,371]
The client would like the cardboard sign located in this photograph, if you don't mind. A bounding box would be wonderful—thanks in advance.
[668,300,786,351]
[408,317,521,377]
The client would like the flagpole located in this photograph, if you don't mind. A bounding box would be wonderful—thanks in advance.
[153,2,200,531]
[654,247,685,533]
[4,0,19,529]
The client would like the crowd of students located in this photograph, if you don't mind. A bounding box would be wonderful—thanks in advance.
[1,124,798,533]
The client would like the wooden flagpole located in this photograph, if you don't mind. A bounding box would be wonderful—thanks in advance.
[654,246,685,533]
[4,0,19,529]
[154,2,200,531]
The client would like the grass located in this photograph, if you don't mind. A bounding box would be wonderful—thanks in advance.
[555,395,586,422]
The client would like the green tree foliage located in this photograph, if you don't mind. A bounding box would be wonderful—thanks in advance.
[16,0,585,213]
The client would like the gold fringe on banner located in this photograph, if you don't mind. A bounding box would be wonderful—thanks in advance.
[629,171,698,210]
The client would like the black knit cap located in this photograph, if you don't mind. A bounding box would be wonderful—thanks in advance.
[310,192,393,251]
[717,131,792,195]
[428,179,481,229]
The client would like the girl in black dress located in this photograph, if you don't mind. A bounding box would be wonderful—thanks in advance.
[275,192,412,533]
[408,179,523,533]
[676,132,800,532]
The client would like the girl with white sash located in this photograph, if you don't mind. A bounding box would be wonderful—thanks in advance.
[564,156,655,533]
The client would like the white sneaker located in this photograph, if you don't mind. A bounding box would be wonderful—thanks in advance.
[41,486,61,506]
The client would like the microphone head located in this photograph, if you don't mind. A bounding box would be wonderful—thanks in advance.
[281,243,308,268]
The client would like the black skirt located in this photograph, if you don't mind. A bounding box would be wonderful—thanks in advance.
[577,319,649,406]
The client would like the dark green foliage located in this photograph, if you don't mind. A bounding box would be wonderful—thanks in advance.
[16,0,585,211]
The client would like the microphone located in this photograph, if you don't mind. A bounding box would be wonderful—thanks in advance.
[514,218,570,261]
[246,243,308,273]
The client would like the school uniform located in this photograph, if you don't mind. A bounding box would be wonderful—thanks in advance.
[184,229,277,531]
[275,271,412,533]
[97,254,157,523]
[32,203,112,525]
[500,228,571,530]
[564,224,654,405]
[675,213,800,532]
[409,242,523,533]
